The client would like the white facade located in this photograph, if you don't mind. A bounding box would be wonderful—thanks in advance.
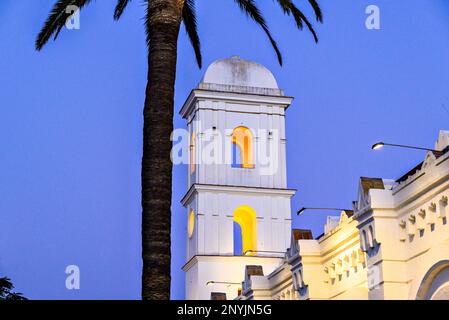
[240,131,449,300]
[181,57,295,300]
[181,56,449,300]
[356,131,449,300]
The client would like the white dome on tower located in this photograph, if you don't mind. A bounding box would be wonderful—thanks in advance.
[199,56,283,96]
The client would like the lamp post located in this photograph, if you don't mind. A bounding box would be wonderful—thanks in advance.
[371,142,443,156]
[297,207,349,216]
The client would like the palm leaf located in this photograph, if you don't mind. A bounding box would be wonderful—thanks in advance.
[114,0,131,21]
[290,4,318,43]
[182,0,202,68]
[275,0,320,43]
[234,0,282,65]
[277,0,303,29]
[36,0,93,51]
[276,0,290,14]
[308,0,323,23]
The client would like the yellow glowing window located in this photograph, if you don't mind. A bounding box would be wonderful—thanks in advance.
[188,209,195,238]
[190,132,196,174]
[233,205,257,255]
[232,126,254,169]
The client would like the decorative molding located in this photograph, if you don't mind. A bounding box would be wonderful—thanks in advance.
[198,82,284,96]
[180,89,294,119]
[181,183,296,207]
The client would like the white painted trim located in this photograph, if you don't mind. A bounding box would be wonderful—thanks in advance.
[181,183,296,207]
[180,89,294,119]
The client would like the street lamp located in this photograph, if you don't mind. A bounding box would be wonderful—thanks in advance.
[297,207,349,216]
[372,142,385,150]
[206,281,240,287]
[371,141,443,156]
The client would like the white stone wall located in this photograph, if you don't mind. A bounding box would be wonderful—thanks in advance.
[181,57,295,300]
[185,186,293,258]
[186,97,290,189]
[184,256,283,300]
[354,131,449,300]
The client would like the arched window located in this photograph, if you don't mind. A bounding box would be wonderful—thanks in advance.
[368,225,375,248]
[233,205,257,255]
[233,222,243,255]
[231,126,254,168]
[188,209,195,238]
[190,132,196,174]
[416,260,449,300]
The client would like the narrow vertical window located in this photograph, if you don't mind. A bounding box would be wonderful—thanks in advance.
[368,225,375,248]
[233,205,257,255]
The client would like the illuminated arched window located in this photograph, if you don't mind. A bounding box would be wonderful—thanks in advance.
[188,209,195,238]
[231,126,254,168]
[233,205,257,255]
[233,221,243,255]
[190,132,196,174]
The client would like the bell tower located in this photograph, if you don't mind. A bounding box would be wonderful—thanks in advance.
[180,56,295,300]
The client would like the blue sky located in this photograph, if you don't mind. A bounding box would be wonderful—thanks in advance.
[1,0,449,299]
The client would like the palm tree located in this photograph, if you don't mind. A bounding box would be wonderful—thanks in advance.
[36,0,322,300]
[0,277,27,300]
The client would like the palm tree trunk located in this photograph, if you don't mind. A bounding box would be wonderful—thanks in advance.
[142,0,183,300]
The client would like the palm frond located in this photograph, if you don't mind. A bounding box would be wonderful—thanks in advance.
[308,0,323,23]
[114,0,131,21]
[36,0,93,51]
[290,4,318,43]
[182,0,202,68]
[234,0,282,65]
[275,0,292,14]
[275,0,321,43]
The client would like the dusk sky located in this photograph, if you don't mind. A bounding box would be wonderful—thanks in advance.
[1,0,449,299]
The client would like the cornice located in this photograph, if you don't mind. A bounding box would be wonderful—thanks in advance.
[182,254,282,272]
[181,183,297,206]
[180,89,294,119]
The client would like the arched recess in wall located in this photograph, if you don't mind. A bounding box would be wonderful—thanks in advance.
[232,126,254,168]
[190,132,196,174]
[233,222,243,255]
[188,209,195,238]
[367,225,375,248]
[416,260,449,300]
[233,205,257,255]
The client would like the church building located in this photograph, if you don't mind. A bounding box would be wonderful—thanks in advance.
[180,57,449,300]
